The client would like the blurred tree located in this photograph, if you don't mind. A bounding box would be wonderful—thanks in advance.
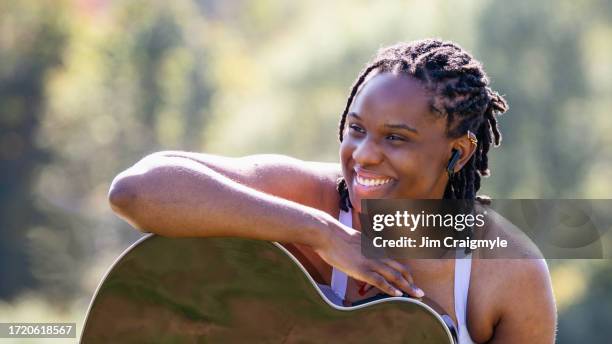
[0,1,68,299]
[557,261,612,343]
[477,0,597,198]
[29,0,215,300]
[476,2,612,342]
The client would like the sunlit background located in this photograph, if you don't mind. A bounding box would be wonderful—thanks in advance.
[1,0,611,342]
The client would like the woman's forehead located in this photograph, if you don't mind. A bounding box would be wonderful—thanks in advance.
[349,72,436,125]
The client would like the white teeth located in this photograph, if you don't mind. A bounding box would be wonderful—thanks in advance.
[356,176,392,187]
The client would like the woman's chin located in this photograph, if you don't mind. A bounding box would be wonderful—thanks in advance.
[349,181,395,212]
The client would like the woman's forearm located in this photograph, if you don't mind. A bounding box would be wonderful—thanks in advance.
[108,155,331,247]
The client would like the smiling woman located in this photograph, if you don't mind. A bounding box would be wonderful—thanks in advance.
[332,40,555,343]
[340,73,454,210]
[108,38,556,343]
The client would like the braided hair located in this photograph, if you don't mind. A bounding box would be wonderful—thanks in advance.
[336,39,508,211]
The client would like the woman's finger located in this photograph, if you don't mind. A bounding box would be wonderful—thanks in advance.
[381,258,414,284]
[367,262,415,297]
[363,271,403,297]
[373,261,424,298]
[380,259,425,297]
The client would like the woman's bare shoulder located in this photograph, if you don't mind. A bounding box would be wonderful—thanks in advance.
[469,205,556,342]
[247,155,343,216]
[470,256,556,343]
[240,154,343,210]
[300,159,343,215]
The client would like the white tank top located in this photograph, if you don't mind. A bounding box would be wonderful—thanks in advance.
[331,208,476,344]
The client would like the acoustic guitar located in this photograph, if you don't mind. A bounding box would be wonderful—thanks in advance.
[82,235,457,343]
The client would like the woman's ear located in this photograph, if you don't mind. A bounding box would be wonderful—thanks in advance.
[450,134,478,173]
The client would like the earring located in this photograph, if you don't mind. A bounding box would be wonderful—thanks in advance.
[467,130,478,145]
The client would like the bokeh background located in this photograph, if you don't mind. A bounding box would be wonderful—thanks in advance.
[1,0,611,342]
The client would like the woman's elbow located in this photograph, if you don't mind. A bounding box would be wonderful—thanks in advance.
[108,172,149,232]
[109,174,135,212]
[108,155,158,217]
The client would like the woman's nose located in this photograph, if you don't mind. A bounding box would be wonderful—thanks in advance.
[352,138,383,166]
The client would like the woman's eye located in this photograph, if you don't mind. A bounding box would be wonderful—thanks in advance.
[386,134,406,142]
[349,124,365,134]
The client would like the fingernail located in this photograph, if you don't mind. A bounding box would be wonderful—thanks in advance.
[393,289,402,297]
[415,288,425,298]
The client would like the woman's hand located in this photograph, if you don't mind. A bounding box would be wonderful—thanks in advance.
[313,217,424,298]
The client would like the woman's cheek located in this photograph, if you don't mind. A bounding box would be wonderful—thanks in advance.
[340,141,359,169]
[339,136,354,156]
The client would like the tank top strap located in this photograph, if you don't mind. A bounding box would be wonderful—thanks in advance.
[454,250,475,344]
[330,208,352,301]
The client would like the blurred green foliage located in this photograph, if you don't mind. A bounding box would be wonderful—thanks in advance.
[0,0,610,342]
[0,0,68,299]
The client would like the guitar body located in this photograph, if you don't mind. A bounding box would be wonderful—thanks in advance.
[82,235,455,343]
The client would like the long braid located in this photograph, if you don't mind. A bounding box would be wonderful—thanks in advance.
[336,39,508,210]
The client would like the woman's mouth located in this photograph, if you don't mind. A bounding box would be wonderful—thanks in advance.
[355,175,393,187]
[352,170,395,197]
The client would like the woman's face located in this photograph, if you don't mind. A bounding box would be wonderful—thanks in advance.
[340,72,454,213]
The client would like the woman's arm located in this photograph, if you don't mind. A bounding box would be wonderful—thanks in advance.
[487,259,557,343]
[108,152,421,297]
[141,151,342,201]
[108,153,329,244]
